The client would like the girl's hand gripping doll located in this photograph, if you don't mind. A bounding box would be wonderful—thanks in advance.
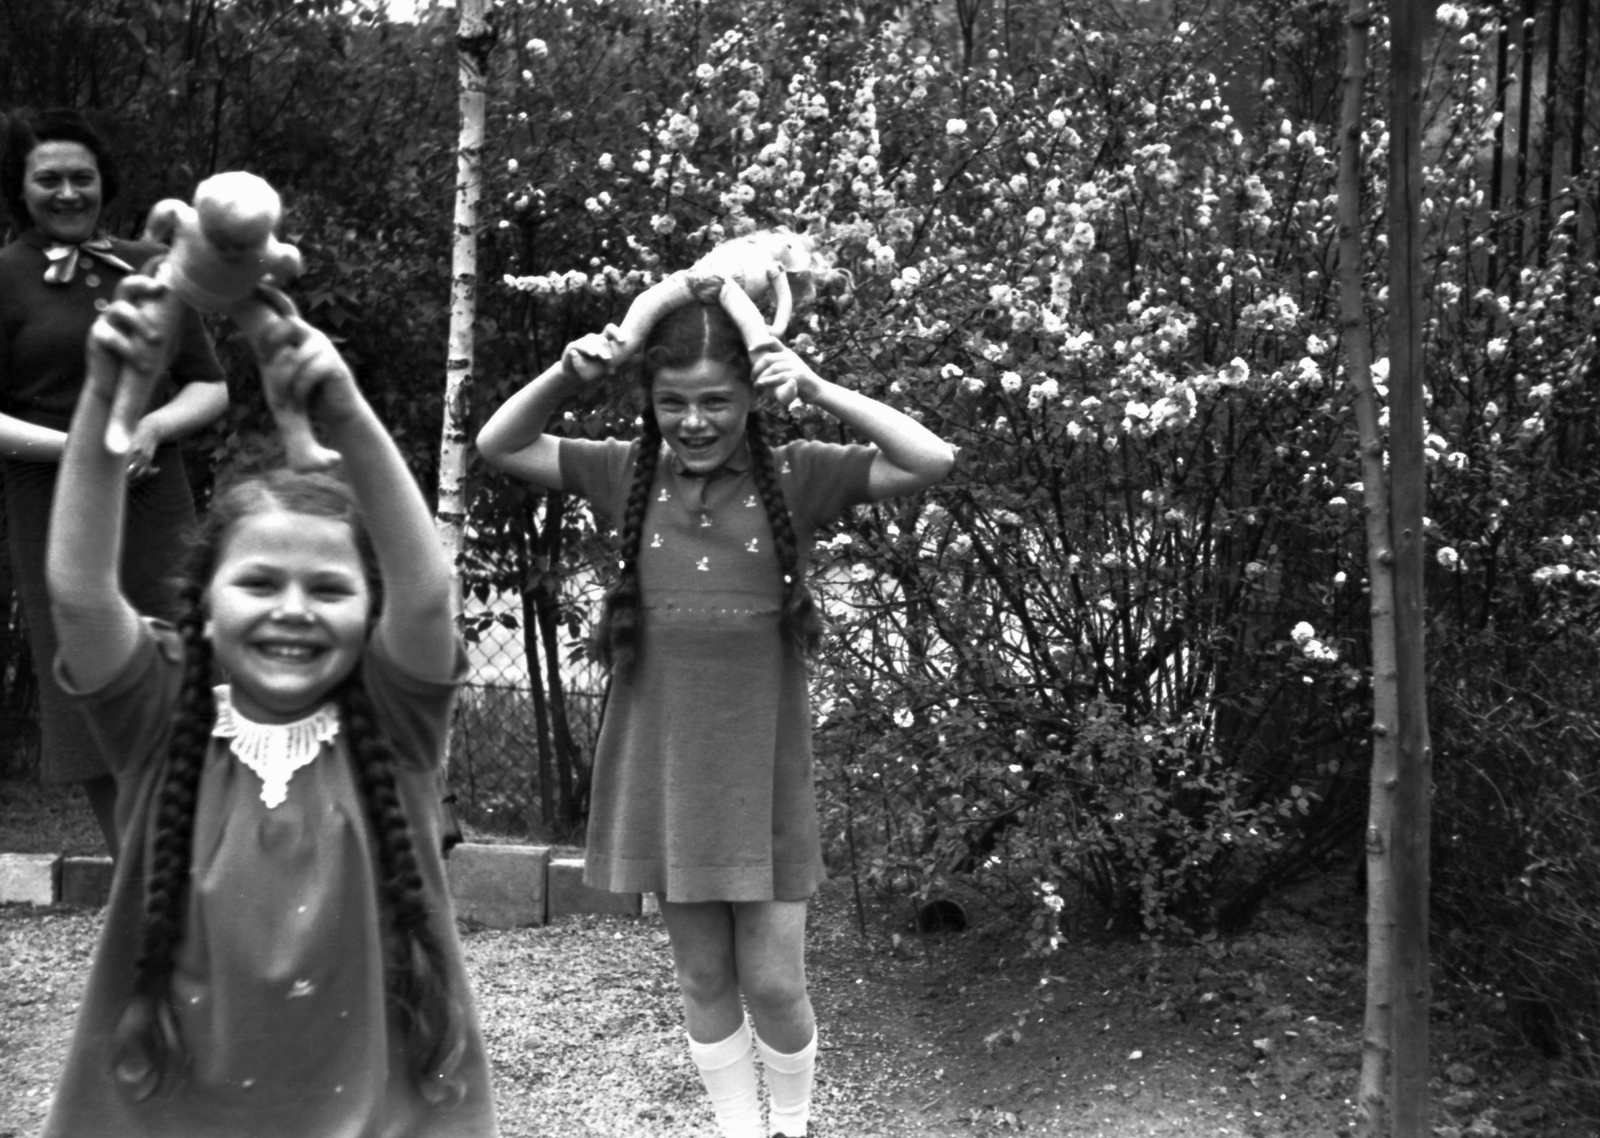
[104,171,338,471]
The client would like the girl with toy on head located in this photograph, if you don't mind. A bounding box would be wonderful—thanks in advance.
[477,248,956,1138]
[0,108,229,857]
[38,273,497,1137]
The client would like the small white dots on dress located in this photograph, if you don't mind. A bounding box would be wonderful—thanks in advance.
[657,488,671,502]
[85,274,101,288]
[650,533,662,548]
[746,539,760,553]
[700,515,712,528]
[696,558,710,572]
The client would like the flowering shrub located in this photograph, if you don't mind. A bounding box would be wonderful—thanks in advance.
[468,0,1597,965]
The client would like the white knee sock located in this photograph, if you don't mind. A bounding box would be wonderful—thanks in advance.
[755,1027,818,1137]
[687,1019,762,1138]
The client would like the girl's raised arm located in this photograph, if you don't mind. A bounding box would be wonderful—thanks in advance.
[475,333,613,489]
[46,281,163,692]
[253,306,458,681]
[752,347,956,501]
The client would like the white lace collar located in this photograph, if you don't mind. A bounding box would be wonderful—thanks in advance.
[212,685,341,808]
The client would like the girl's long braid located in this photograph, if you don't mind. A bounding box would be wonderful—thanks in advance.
[340,674,466,1104]
[592,410,664,680]
[745,413,825,662]
[112,579,215,1101]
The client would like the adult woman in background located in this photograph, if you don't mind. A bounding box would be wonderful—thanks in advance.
[0,108,228,856]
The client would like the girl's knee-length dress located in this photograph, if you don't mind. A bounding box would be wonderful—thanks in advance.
[0,229,225,783]
[560,437,874,904]
[40,621,498,1138]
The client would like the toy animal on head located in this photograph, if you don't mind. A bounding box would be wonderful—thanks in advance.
[103,171,338,472]
[601,227,848,374]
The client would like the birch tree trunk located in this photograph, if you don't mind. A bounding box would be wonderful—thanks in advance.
[1387,0,1433,1131]
[1339,3,1401,1132]
[436,0,494,560]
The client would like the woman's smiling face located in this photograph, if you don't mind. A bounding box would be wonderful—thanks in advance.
[651,358,752,474]
[22,140,103,244]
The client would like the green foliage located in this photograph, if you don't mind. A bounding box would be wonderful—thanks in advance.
[5,0,1600,1084]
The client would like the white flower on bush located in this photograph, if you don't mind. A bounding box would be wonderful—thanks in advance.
[1578,570,1600,588]
[1292,621,1339,662]
[1436,3,1469,29]
[1487,337,1508,361]
[1436,546,1461,570]
[651,213,677,234]
[1025,206,1047,228]
[1531,564,1573,585]
[1000,371,1023,393]
[892,707,914,729]
[1246,560,1268,580]
[1048,108,1068,130]
[946,118,968,136]
[525,37,548,57]
[961,376,984,395]
[1029,378,1060,409]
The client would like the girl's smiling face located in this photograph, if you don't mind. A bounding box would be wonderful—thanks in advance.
[22,140,103,244]
[204,509,373,724]
[651,358,751,474]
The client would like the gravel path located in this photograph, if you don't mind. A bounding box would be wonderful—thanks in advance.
[0,884,925,1138]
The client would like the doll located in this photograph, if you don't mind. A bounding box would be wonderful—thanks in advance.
[602,228,848,383]
[104,171,338,471]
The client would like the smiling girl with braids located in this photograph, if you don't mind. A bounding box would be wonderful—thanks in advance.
[39,275,497,1137]
[477,295,954,1138]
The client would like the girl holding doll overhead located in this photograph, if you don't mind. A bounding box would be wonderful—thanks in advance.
[477,261,955,1138]
[40,275,497,1137]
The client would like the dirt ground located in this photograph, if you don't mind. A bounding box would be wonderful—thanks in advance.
[0,776,1589,1136]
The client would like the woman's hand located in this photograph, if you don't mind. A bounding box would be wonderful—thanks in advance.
[752,346,825,408]
[123,418,163,481]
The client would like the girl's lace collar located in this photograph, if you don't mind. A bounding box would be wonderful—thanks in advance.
[212,685,341,808]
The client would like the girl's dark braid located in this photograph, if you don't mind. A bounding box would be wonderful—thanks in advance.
[112,580,215,1101]
[745,413,825,661]
[340,674,466,1104]
[592,410,664,680]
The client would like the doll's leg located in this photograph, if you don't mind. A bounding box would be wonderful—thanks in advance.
[604,271,699,362]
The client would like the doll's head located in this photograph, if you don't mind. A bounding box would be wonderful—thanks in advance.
[192,170,284,264]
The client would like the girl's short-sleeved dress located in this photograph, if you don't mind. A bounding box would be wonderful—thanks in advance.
[0,229,226,783]
[561,436,875,904]
[39,621,498,1138]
